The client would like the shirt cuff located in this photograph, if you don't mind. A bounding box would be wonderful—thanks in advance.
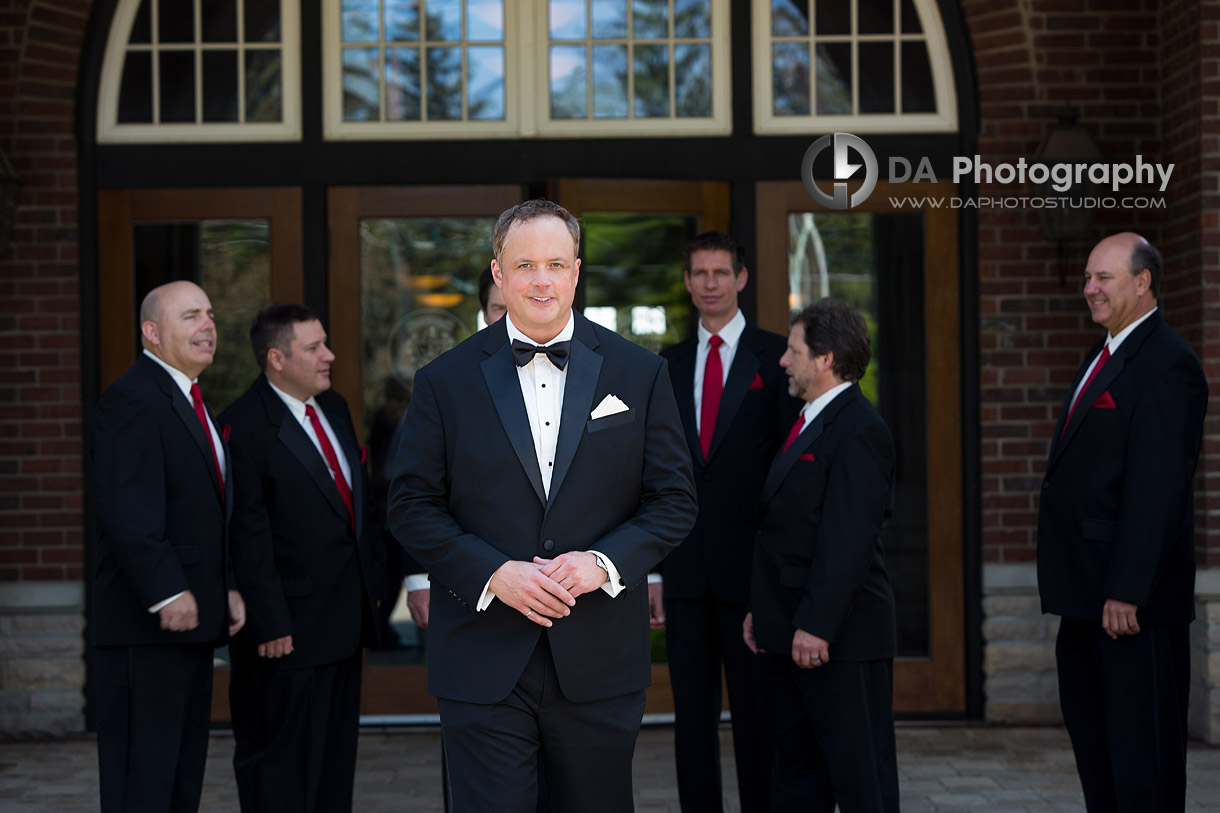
[647,573,662,585]
[403,573,431,593]
[476,577,496,611]
[149,591,186,614]
[589,550,625,598]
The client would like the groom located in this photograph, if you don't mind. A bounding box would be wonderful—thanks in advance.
[389,199,696,812]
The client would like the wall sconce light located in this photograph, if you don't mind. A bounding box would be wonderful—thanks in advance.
[1031,109,1103,281]
[0,146,20,255]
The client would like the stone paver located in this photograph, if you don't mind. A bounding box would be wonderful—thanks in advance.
[0,725,1217,811]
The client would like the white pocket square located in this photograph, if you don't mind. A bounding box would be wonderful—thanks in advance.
[591,394,629,420]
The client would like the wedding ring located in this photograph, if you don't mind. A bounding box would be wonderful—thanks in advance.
[812,655,820,662]
[525,610,534,618]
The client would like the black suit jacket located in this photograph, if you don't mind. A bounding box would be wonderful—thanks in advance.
[660,325,800,601]
[221,379,384,669]
[750,385,896,662]
[1037,310,1207,625]
[91,354,235,647]
[388,312,697,704]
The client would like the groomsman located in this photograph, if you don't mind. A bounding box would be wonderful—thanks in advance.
[657,230,798,812]
[222,303,383,812]
[745,298,899,812]
[91,280,245,812]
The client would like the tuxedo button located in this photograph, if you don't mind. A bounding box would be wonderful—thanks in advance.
[543,539,556,552]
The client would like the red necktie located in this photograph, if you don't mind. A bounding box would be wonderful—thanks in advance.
[1060,344,1110,439]
[782,413,806,454]
[700,335,724,459]
[305,404,355,531]
[190,383,224,498]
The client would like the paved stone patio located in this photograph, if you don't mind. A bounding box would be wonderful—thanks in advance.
[0,724,1217,811]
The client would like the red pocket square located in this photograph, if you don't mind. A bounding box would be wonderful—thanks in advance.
[749,373,764,390]
[360,445,368,464]
[798,453,815,461]
[222,424,231,442]
[1092,391,1116,409]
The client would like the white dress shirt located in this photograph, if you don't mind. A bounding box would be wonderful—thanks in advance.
[795,380,854,437]
[266,380,352,488]
[477,312,625,611]
[693,309,747,436]
[143,346,229,607]
[1068,307,1157,408]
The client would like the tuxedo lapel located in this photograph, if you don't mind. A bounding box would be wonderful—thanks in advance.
[146,358,225,504]
[549,323,602,509]
[761,386,857,503]
[322,394,365,538]
[482,329,547,506]
[262,383,350,523]
[707,331,762,463]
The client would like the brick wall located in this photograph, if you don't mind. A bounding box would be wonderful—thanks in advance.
[0,0,89,581]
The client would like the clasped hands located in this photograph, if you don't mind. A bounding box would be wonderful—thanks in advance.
[490,552,608,628]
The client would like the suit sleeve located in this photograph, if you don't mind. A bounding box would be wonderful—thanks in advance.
[226,426,293,644]
[582,358,698,587]
[387,368,514,606]
[1104,349,1207,605]
[794,421,894,642]
[93,389,188,609]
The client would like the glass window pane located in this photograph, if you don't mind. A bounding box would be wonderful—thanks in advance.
[343,0,380,42]
[428,0,462,41]
[592,44,628,118]
[592,0,628,38]
[771,42,810,115]
[901,41,935,112]
[633,43,669,117]
[385,0,421,41]
[633,0,668,39]
[772,0,808,36]
[343,47,382,121]
[160,51,196,122]
[900,0,922,33]
[467,0,504,41]
[675,43,711,117]
[245,0,282,42]
[386,47,422,120]
[118,51,153,123]
[858,0,894,35]
[246,49,283,122]
[550,45,587,118]
[674,0,710,38]
[467,46,505,120]
[426,46,463,120]
[202,0,238,42]
[129,0,152,44]
[550,0,588,40]
[858,41,893,113]
[202,50,239,121]
[815,0,849,35]
[816,42,851,114]
[159,0,194,42]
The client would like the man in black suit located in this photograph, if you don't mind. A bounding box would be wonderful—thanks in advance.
[389,199,697,812]
[91,280,246,813]
[1037,232,1207,812]
[221,304,384,812]
[744,298,899,813]
[656,231,798,813]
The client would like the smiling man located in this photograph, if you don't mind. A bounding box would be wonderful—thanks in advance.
[91,280,245,812]
[1037,233,1208,812]
[389,199,696,812]
[220,303,384,812]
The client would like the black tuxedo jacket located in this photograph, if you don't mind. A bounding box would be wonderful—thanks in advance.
[221,378,384,669]
[91,354,235,647]
[750,385,896,661]
[1037,311,1207,625]
[389,312,697,704]
[660,325,800,602]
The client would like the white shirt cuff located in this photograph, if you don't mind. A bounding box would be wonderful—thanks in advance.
[647,573,662,585]
[149,591,186,613]
[589,550,625,598]
[476,577,496,611]
[403,573,431,593]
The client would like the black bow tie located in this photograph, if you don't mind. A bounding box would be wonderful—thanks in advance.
[511,339,571,370]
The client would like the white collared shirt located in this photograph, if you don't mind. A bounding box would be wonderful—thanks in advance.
[266,380,352,487]
[1069,307,1158,407]
[477,311,624,610]
[693,309,747,435]
[795,381,854,437]
[142,349,226,613]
